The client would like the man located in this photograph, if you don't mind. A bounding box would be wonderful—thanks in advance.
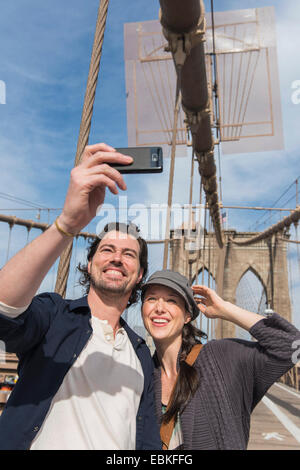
[0,143,161,450]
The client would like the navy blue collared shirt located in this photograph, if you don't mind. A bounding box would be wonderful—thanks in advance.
[0,293,161,450]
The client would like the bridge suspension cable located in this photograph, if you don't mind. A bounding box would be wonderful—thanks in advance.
[229,206,300,246]
[0,213,169,245]
[249,177,300,231]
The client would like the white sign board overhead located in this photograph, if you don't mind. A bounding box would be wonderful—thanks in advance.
[124,7,284,156]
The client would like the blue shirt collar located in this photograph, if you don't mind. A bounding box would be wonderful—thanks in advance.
[68,296,90,312]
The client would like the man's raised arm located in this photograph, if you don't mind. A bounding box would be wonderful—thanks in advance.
[0,143,132,307]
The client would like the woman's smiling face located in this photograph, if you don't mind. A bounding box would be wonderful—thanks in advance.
[142,284,191,343]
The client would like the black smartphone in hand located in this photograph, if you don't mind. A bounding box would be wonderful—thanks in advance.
[111,147,163,174]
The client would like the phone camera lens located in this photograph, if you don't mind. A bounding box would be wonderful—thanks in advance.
[152,153,158,161]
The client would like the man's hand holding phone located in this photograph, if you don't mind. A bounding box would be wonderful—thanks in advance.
[58,143,133,235]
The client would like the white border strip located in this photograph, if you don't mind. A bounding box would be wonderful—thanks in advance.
[274,382,300,399]
[262,396,300,443]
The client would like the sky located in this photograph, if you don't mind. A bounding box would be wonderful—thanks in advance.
[0,0,299,331]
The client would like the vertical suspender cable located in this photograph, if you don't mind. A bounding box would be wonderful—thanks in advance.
[207,216,212,338]
[210,0,223,204]
[6,222,14,263]
[186,149,195,279]
[163,76,181,269]
[210,225,216,338]
[72,236,79,299]
[295,179,300,279]
[195,181,203,285]
[193,180,203,331]
[200,202,208,333]
[55,0,110,297]
[287,240,295,309]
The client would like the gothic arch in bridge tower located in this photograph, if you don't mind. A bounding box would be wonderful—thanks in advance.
[234,266,268,306]
[191,265,216,285]
[235,267,268,313]
[216,232,292,338]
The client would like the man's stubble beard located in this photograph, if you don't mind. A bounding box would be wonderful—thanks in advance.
[89,267,139,298]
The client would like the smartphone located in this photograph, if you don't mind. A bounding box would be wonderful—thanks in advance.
[111,147,163,174]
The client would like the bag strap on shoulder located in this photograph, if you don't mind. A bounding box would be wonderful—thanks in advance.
[160,343,203,450]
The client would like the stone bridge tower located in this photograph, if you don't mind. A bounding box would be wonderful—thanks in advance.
[169,229,292,338]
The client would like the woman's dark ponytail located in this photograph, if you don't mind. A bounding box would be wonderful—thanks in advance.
[162,322,207,424]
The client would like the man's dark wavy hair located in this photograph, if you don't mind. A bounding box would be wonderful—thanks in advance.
[77,222,148,308]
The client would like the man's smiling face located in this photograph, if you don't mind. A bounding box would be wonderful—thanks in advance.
[88,230,143,297]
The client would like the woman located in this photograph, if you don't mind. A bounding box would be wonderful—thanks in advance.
[141,269,300,450]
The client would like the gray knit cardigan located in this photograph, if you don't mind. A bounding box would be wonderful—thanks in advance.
[152,313,300,450]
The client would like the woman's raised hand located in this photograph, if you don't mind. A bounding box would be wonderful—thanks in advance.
[192,285,230,319]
